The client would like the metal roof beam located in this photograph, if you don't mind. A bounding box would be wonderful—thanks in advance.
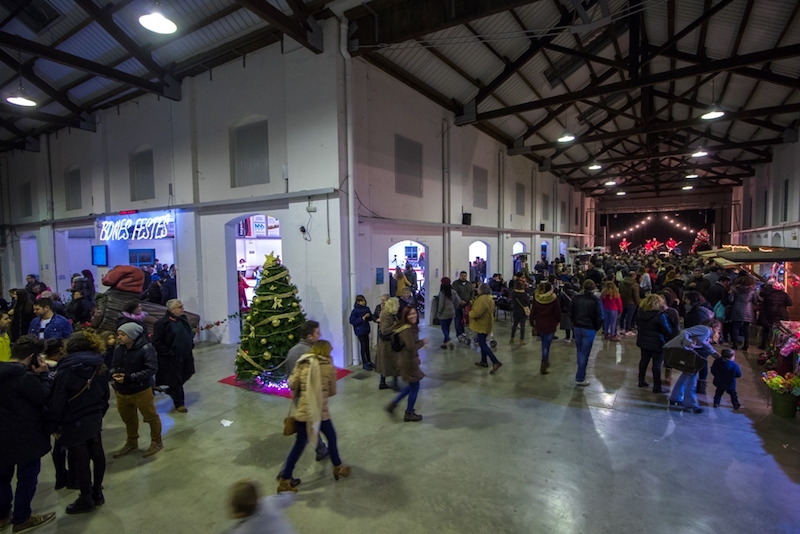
[0,103,94,131]
[476,42,800,122]
[569,159,767,183]
[235,0,322,54]
[512,101,800,152]
[541,42,624,69]
[72,0,180,100]
[650,89,787,132]
[0,31,171,98]
[345,0,540,56]
[0,117,38,151]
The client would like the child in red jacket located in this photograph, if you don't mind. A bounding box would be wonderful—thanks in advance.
[600,282,623,341]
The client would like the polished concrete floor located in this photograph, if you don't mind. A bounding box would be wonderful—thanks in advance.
[26,321,800,534]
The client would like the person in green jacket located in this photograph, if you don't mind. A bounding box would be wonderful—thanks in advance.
[469,284,502,374]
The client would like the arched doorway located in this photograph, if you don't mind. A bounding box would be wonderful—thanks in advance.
[18,233,39,287]
[540,240,549,262]
[512,241,526,275]
[468,240,489,283]
[388,240,428,321]
[772,232,782,246]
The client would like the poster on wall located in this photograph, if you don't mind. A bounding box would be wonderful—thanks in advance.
[252,215,267,237]
[267,216,280,238]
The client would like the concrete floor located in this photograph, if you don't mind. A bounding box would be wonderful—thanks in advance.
[26,321,800,534]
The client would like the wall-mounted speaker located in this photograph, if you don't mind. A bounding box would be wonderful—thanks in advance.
[462,213,472,226]
[539,223,545,232]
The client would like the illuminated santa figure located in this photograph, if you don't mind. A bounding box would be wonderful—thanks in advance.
[691,228,711,254]
[619,237,631,253]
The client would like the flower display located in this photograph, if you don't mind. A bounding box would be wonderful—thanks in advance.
[762,371,800,396]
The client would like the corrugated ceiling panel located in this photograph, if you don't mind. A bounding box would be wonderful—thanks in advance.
[737,0,797,54]
[486,112,525,139]
[670,0,707,55]
[698,1,743,59]
[489,75,535,111]
[419,25,504,86]
[467,11,530,65]
[152,10,266,65]
[69,76,122,105]
[746,84,794,110]
[41,0,105,46]
[57,22,128,65]
[33,58,85,88]
[114,57,149,77]
[376,43,476,106]
[513,1,563,37]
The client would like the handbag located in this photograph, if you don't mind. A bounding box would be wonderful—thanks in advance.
[664,347,707,374]
[522,306,531,317]
[283,389,298,436]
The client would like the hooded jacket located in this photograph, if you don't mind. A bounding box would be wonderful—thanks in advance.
[468,294,495,334]
[67,296,94,325]
[531,291,561,334]
[684,302,715,328]
[729,285,759,323]
[349,303,373,336]
[111,335,158,395]
[711,357,742,390]
[45,351,109,447]
[0,361,52,464]
[289,353,336,422]
[437,289,461,320]
[759,285,793,325]
[635,310,675,352]
[619,277,641,306]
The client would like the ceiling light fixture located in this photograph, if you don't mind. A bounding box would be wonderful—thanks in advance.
[558,109,575,143]
[139,1,177,34]
[682,185,693,190]
[605,180,616,186]
[617,191,626,196]
[701,76,725,120]
[686,173,699,179]
[588,161,602,170]
[692,148,708,158]
[7,50,35,107]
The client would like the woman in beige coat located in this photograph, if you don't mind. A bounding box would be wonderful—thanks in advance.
[277,341,350,493]
[376,297,400,391]
[470,284,502,374]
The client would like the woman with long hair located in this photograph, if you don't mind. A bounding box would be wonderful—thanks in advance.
[278,340,350,493]
[600,281,622,341]
[376,298,401,391]
[393,267,410,297]
[436,278,460,349]
[46,331,110,514]
[9,288,34,342]
[386,307,427,421]
[635,294,676,393]
[510,280,530,346]
[80,269,96,301]
[531,282,561,375]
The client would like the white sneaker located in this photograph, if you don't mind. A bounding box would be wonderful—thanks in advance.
[575,380,590,387]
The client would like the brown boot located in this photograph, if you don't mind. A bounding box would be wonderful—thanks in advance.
[540,361,549,375]
[333,465,351,481]
[142,441,163,458]
[277,478,298,493]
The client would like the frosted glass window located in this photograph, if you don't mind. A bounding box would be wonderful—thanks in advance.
[473,166,488,209]
[395,135,423,197]
[232,120,270,187]
[130,149,155,201]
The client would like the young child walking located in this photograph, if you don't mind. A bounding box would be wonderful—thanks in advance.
[711,349,743,410]
[226,479,297,534]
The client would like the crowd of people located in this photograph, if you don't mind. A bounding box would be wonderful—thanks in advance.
[0,265,196,531]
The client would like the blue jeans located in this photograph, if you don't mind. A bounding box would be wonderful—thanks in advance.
[540,332,555,362]
[620,304,637,331]
[603,310,619,336]
[281,419,341,479]
[477,333,499,365]
[455,308,465,337]
[0,458,41,525]
[670,372,699,409]
[573,327,596,382]
[440,318,453,342]
[392,380,420,413]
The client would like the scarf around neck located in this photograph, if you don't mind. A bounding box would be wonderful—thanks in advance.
[535,290,556,304]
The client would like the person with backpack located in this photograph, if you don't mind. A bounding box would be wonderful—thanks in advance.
[46,331,109,514]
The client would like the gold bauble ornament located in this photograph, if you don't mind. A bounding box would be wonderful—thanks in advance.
[254,297,260,303]
[292,302,298,307]
[245,316,251,322]
[288,334,294,340]
[260,338,267,345]
[272,319,280,327]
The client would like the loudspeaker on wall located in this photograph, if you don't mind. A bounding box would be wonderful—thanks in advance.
[462,213,472,226]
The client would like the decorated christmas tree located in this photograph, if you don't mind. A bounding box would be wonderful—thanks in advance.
[236,253,306,385]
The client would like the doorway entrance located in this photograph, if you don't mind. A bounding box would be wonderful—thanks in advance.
[468,241,489,283]
[387,240,428,321]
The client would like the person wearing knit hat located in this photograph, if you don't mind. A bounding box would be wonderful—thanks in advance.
[110,321,163,459]
[436,277,460,349]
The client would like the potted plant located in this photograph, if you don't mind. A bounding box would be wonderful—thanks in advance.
[762,371,800,418]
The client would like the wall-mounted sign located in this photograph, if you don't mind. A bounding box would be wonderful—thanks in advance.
[252,215,267,237]
[99,212,173,242]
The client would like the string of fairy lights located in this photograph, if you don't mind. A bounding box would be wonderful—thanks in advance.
[610,214,696,239]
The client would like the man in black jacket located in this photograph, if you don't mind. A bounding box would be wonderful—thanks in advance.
[568,280,604,387]
[0,335,56,532]
[453,271,475,340]
[111,322,163,459]
[152,300,195,413]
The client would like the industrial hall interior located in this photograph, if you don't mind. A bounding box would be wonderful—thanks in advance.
[1,0,800,533]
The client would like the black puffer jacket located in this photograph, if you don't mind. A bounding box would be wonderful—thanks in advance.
[110,336,158,395]
[759,285,793,325]
[0,362,52,464]
[636,310,675,352]
[46,351,109,447]
[569,292,603,331]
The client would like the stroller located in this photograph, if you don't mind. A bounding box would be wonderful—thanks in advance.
[458,303,498,347]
